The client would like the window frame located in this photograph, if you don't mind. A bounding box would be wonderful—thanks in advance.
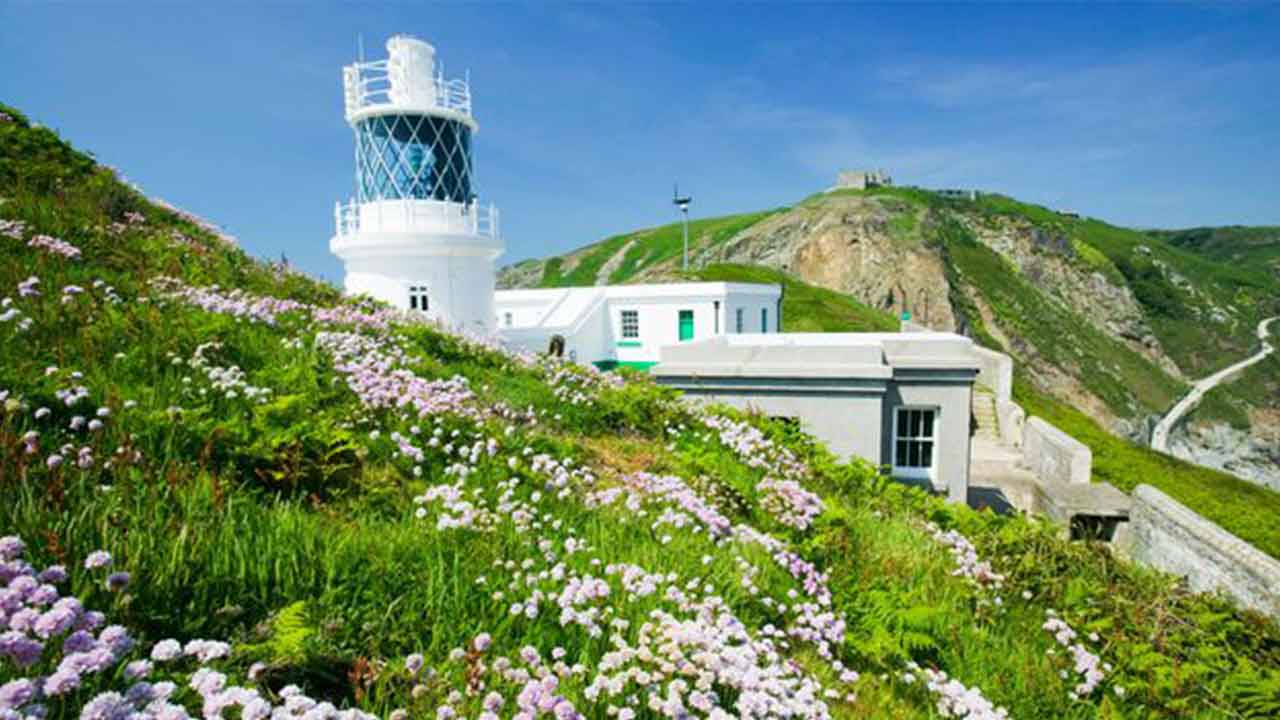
[620,309,640,339]
[891,406,938,481]
[408,285,429,312]
[735,307,744,333]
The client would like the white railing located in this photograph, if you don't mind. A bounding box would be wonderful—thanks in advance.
[343,60,472,121]
[334,199,499,240]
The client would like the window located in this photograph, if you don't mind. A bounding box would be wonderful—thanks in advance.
[761,308,768,333]
[713,301,720,334]
[620,310,639,339]
[735,308,744,333]
[408,285,429,312]
[893,408,937,479]
[504,312,513,328]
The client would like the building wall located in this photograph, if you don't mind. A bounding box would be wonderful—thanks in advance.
[341,250,495,331]
[495,285,782,369]
[725,297,779,335]
[673,384,887,463]
[880,379,973,502]
[607,298,718,368]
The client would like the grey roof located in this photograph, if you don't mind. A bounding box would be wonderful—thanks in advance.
[652,332,980,380]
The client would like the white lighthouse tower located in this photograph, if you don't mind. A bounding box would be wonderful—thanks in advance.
[331,35,502,330]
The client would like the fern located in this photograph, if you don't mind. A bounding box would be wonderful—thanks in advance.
[243,601,315,664]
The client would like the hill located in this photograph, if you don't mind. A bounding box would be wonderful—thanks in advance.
[500,187,1280,489]
[3,102,1280,719]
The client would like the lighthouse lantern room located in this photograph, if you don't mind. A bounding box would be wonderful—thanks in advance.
[330,34,502,330]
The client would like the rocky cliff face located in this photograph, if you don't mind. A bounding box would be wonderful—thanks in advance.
[1171,416,1280,492]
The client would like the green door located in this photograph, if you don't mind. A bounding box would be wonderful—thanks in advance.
[678,310,694,341]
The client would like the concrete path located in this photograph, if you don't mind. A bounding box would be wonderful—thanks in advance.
[1151,317,1277,453]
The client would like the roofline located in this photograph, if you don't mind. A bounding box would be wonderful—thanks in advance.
[494,281,780,300]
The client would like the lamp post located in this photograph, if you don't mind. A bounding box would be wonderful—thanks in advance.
[673,184,692,272]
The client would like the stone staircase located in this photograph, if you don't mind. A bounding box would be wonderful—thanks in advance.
[968,388,1041,513]
[967,386,1130,539]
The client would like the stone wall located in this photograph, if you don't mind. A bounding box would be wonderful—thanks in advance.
[972,346,1013,402]
[1123,485,1280,620]
[1022,417,1092,485]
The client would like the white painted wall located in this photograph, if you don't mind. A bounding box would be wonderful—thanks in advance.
[494,283,781,367]
[340,247,497,332]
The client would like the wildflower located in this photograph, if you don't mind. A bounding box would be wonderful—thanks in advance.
[84,551,112,570]
[405,653,424,675]
[106,572,131,592]
[42,668,81,696]
[150,638,183,662]
[34,407,50,420]
[125,659,153,679]
[46,454,64,469]
[474,633,492,652]
[0,536,24,561]
[79,692,132,720]
[0,678,36,711]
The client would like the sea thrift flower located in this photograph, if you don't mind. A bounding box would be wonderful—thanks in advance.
[0,536,24,561]
[28,234,80,259]
[150,639,182,662]
[84,551,112,570]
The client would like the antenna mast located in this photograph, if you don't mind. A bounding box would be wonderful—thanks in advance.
[673,183,692,272]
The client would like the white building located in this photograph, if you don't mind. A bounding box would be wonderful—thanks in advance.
[495,283,782,369]
[330,35,503,331]
[652,332,980,502]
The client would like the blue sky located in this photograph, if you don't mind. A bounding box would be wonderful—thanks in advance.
[2,2,1278,282]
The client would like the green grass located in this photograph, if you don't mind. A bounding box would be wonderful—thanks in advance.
[534,211,781,289]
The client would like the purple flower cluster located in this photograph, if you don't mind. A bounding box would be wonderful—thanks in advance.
[1042,611,1107,698]
[903,663,1010,719]
[317,332,480,421]
[757,477,824,531]
[0,537,133,715]
[151,277,306,326]
[0,219,28,240]
[927,524,1006,598]
[26,234,81,259]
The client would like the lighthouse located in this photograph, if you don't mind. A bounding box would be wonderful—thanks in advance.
[331,35,502,330]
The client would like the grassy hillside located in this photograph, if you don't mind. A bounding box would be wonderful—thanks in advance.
[4,103,1280,720]
[507,186,1280,430]
[534,211,781,288]
[691,264,900,333]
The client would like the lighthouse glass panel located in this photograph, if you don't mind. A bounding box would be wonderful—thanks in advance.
[354,114,473,203]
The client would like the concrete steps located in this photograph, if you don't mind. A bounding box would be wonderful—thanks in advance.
[972,389,1000,441]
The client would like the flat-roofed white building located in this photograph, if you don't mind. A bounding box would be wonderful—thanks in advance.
[494,282,782,370]
[651,332,980,502]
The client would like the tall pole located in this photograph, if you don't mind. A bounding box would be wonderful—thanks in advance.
[681,206,689,271]
[674,184,692,272]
